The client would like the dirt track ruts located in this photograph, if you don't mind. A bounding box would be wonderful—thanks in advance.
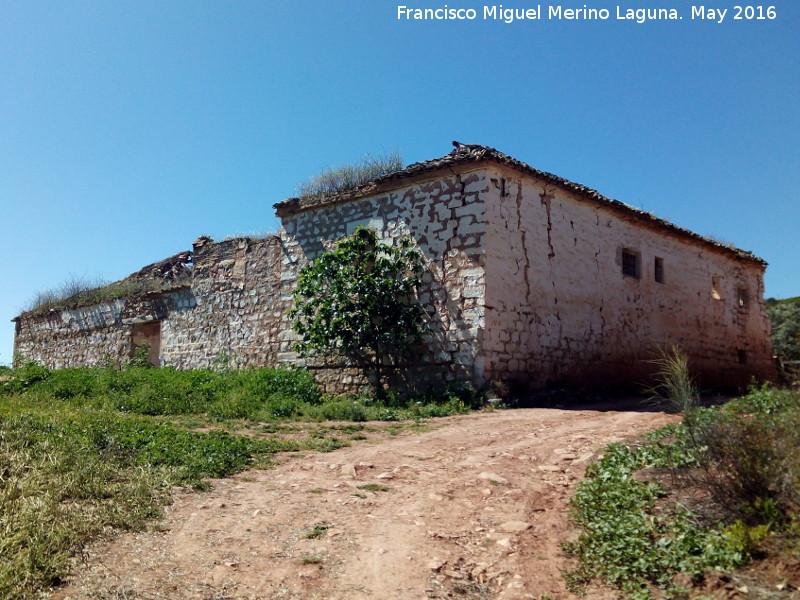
[51,404,678,600]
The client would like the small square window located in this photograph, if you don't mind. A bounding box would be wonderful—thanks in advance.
[711,275,722,300]
[737,287,749,309]
[622,249,639,278]
[738,350,748,364]
[654,257,664,284]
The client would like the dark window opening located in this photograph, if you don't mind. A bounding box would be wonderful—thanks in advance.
[738,350,748,364]
[737,287,750,309]
[654,257,664,283]
[622,249,640,278]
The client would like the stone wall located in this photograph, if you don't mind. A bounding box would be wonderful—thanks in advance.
[13,289,193,368]
[278,169,490,391]
[13,159,776,394]
[481,164,775,389]
[159,236,295,369]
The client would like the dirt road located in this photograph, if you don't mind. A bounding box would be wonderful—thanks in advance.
[51,405,678,600]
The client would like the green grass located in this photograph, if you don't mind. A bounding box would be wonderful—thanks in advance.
[357,483,389,492]
[563,430,740,599]
[303,523,330,539]
[21,272,191,317]
[565,385,800,599]
[0,396,267,599]
[2,362,476,423]
[0,362,474,599]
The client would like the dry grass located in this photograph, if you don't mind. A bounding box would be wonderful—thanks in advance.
[22,273,190,316]
[296,150,404,199]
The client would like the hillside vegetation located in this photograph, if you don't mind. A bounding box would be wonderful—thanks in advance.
[566,351,800,599]
[0,362,477,599]
[767,296,800,363]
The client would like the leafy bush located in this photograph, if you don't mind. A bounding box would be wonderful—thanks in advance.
[296,150,404,199]
[303,398,369,422]
[568,383,800,598]
[565,435,748,598]
[690,385,800,521]
[725,382,799,415]
[265,393,303,419]
[766,297,800,361]
[289,226,426,397]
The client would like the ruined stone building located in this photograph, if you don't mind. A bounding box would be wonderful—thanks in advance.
[13,143,776,391]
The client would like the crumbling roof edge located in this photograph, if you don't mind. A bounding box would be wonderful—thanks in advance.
[274,142,766,266]
[12,282,193,322]
[13,251,194,321]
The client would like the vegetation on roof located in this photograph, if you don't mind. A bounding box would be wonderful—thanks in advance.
[220,230,278,243]
[20,273,191,318]
[295,150,404,199]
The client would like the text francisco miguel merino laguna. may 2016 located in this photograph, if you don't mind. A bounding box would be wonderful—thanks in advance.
[396,5,777,24]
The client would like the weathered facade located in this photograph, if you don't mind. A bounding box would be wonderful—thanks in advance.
[13,143,776,391]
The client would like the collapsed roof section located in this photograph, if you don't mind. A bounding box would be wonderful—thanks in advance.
[14,251,193,320]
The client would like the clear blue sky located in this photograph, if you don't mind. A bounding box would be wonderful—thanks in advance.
[2,0,798,365]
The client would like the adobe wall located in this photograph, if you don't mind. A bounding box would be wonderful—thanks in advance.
[277,170,490,391]
[481,165,775,389]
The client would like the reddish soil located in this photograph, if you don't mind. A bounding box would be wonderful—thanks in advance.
[51,405,679,600]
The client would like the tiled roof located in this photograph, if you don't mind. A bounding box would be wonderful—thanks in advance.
[274,142,765,265]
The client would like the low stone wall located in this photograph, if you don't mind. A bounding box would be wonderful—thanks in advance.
[13,290,192,368]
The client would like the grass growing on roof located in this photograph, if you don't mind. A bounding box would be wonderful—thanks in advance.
[21,273,191,316]
[295,150,404,199]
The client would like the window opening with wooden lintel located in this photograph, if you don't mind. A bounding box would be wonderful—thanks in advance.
[621,249,640,278]
[131,321,161,367]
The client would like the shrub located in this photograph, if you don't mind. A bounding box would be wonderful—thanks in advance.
[242,365,322,405]
[647,346,698,416]
[567,384,800,598]
[206,388,265,421]
[289,226,426,397]
[265,393,303,419]
[766,298,800,362]
[690,386,800,521]
[565,435,748,598]
[307,399,369,422]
